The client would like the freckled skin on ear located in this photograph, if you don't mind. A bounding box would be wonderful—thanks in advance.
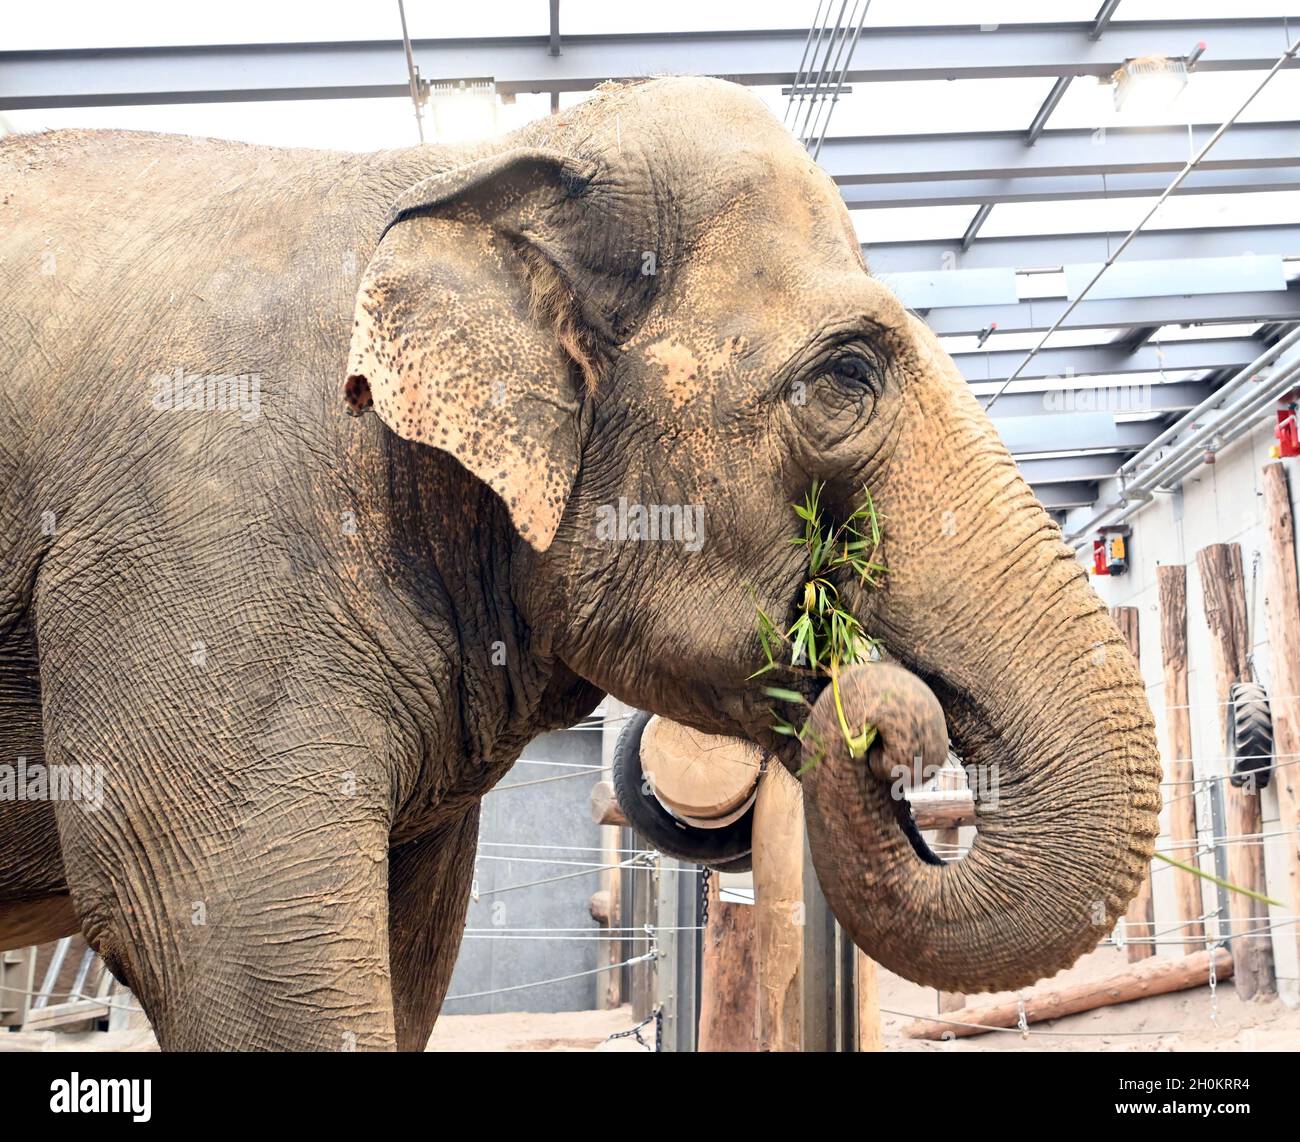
[347,216,581,551]
[0,74,1159,1041]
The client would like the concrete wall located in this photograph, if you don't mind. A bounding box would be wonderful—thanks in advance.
[442,724,607,1015]
[1064,425,1300,1003]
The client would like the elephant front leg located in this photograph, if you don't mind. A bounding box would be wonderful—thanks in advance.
[40,662,402,1050]
[54,772,398,1051]
[389,805,479,1051]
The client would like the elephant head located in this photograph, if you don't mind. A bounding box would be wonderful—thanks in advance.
[344,77,1161,993]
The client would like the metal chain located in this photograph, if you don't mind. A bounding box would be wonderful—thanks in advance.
[700,866,712,930]
[604,1007,662,1052]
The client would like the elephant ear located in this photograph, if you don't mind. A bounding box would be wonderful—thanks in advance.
[344,149,604,552]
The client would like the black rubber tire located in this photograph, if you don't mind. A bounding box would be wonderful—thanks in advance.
[612,709,754,871]
[1228,681,1273,789]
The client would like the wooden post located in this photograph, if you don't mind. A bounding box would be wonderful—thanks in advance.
[856,950,883,1051]
[752,761,804,1051]
[1111,605,1156,961]
[1157,565,1207,951]
[0,946,36,1029]
[933,763,966,1010]
[597,700,630,1010]
[1261,463,1300,981]
[1196,542,1277,999]
[800,837,837,1051]
[697,875,759,1051]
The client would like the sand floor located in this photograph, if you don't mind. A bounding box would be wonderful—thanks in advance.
[425,946,1300,1052]
[5,946,1297,1051]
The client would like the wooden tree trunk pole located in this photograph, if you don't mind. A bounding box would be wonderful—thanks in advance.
[597,700,629,1010]
[1261,463,1300,980]
[697,874,760,1051]
[904,947,1233,1040]
[1196,542,1277,999]
[933,764,966,1011]
[752,761,804,1051]
[1157,565,1206,951]
[1112,605,1155,961]
[856,950,883,1051]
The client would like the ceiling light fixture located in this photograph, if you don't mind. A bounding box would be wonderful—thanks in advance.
[428,79,500,143]
[1112,43,1205,112]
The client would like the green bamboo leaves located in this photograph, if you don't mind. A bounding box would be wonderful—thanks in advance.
[752,481,885,770]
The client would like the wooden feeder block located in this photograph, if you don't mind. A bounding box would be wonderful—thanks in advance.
[639,716,762,826]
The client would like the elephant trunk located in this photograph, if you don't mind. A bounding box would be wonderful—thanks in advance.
[802,547,1162,994]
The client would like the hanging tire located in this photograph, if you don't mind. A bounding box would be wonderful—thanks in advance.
[1228,681,1273,789]
[612,709,754,871]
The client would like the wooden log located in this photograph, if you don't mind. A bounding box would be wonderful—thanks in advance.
[904,947,1233,1040]
[20,997,110,1032]
[1261,462,1300,981]
[697,875,759,1051]
[0,946,35,1028]
[856,950,883,1051]
[932,765,965,1012]
[630,861,652,1020]
[589,780,629,828]
[1157,565,1207,951]
[1111,604,1155,962]
[910,794,976,830]
[594,775,974,832]
[597,700,631,1011]
[753,762,804,1052]
[588,889,612,925]
[1197,542,1276,999]
[639,718,760,822]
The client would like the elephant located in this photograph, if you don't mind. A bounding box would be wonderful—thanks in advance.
[0,76,1161,1050]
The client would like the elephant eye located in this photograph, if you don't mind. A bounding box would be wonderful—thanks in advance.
[821,353,881,393]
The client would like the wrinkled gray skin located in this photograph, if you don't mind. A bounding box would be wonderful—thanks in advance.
[0,78,1160,1050]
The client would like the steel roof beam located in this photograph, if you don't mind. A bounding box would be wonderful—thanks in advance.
[1091,0,1125,40]
[1017,452,1131,483]
[841,165,1300,208]
[1032,481,1100,509]
[954,341,1255,384]
[968,380,1214,415]
[3,19,1297,109]
[865,226,1300,274]
[922,288,1300,336]
[1024,76,1073,147]
[820,122,1300,188]
[1000,417,1163,454]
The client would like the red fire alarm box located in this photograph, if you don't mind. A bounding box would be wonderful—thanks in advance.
[1092,538,1109,576]
[1093,526,1130,576]
[1277,390,1299,458]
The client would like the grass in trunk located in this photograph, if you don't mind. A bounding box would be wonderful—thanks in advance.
[754,486,1280,908]
[751,480,885,772]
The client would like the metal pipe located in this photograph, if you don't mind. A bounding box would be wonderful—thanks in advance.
[1148,356,1300,489]
[1065,350,1300,543]
[796,0,848,146]
[811,0,871,160]
[806,0,858,151]
[784,0,827,126]
[1128,345,1300,490]
[1118,323,1300,476]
